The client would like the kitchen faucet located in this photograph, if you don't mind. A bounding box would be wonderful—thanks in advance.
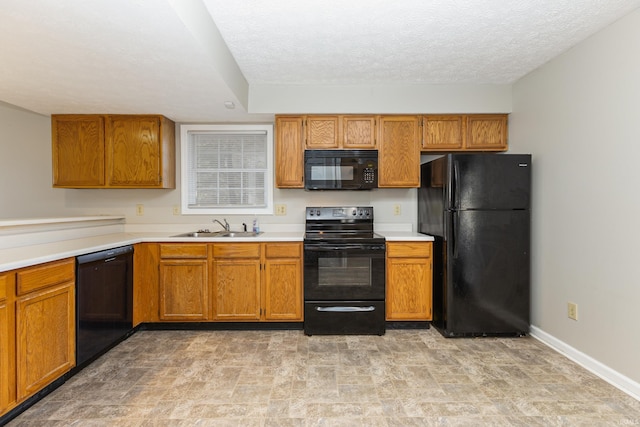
[212,218,230,231]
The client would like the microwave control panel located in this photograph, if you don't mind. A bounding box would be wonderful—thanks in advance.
[363,167,376,183]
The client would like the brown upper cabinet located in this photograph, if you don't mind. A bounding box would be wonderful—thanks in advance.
[52,114,175,188]
[378,115,421,188]
[422,114,508,152]
[275,116,305,188]
[306,115,377,149]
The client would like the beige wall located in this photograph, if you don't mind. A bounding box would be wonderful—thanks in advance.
[0,103,418,229]
[0,102,68,218]
[510,8,640,384]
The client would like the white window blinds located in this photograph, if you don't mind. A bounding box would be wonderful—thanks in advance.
[180,125,273,215]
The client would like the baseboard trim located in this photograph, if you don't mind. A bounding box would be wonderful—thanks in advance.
[530,325,640,401]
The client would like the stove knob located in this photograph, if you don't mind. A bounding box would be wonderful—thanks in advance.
[352,209,357,216]
[316,209,321,216]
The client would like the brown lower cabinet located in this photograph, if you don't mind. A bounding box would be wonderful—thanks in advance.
[386,242,433,321]
[263,243,303,321]
[212,243,262,320]
[0,272,14,416]
[134,242,303,324]
[0,259,76,418]
[159,244,209,321]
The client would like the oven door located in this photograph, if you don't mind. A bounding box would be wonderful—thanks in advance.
[304,242,385,300]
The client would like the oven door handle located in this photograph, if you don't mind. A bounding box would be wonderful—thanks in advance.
[304,245,385,252]
[315,306,376,313]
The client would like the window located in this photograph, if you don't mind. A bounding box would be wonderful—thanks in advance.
[180,124,273,215]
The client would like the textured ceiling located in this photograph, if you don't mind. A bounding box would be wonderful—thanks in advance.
[1,0,639,122]
[204,0,640,84]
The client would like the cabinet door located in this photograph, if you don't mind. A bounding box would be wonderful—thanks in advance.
[159,260,209,321]
[133,243,160,325]
[306,116,339,149]
[422,115,464,151]
[52,115,105,187]
[0,271,12,416]
[378,116,421,187]
[16,283,75,400]
[465,114,508,151]
[386,242,432,321]
[264,243,302,321]
[275,116,305,188]
[106,116,162,187]
[212,259,261,321]
[342,116,377,149]
[0,299,8,414]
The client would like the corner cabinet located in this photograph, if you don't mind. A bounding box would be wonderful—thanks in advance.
[52,114,175,188]
[378,116,421,187]
[133,243,160,325]
[386,242,433,321]
[422,114,508,152]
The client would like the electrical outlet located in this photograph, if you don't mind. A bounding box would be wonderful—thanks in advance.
[275,204,287,216]
[173,205,180,215]
[568,302,578,320]
[393,204,401,216]
[136,204,144,216]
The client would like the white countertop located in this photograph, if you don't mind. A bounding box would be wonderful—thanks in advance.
[377,231,435,242]
[0,229,434,273]
[0,231,303,272]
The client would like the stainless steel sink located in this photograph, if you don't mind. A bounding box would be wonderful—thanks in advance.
[172,231,263,238]
[223,231,263,238]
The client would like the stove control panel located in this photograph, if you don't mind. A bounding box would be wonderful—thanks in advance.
[306,206,373,220]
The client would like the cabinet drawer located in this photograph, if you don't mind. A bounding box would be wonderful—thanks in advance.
[16,259,75,296]
[386,242,431,258]
[0,273,9,301]
[160,244,208,259]
[265,243,301,259]
[213,243,261,259]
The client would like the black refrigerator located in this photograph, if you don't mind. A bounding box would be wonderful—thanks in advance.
[418,153,531,337]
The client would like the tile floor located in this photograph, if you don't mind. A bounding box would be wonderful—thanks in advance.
[6,328,640,426]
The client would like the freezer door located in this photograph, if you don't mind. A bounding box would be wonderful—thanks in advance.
[448,154,531,210]
[444,209,530,336]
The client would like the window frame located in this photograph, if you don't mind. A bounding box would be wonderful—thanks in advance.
[179,123,274,215]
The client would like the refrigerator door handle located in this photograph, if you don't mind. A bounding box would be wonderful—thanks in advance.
[452,210,459,259]
[452,160,460,209]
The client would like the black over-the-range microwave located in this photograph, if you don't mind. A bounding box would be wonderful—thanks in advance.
[304,149,378,190]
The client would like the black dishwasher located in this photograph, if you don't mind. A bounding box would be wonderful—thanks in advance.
[76,245,134,368]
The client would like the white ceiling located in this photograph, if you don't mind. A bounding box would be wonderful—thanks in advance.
[1,0,639,122]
